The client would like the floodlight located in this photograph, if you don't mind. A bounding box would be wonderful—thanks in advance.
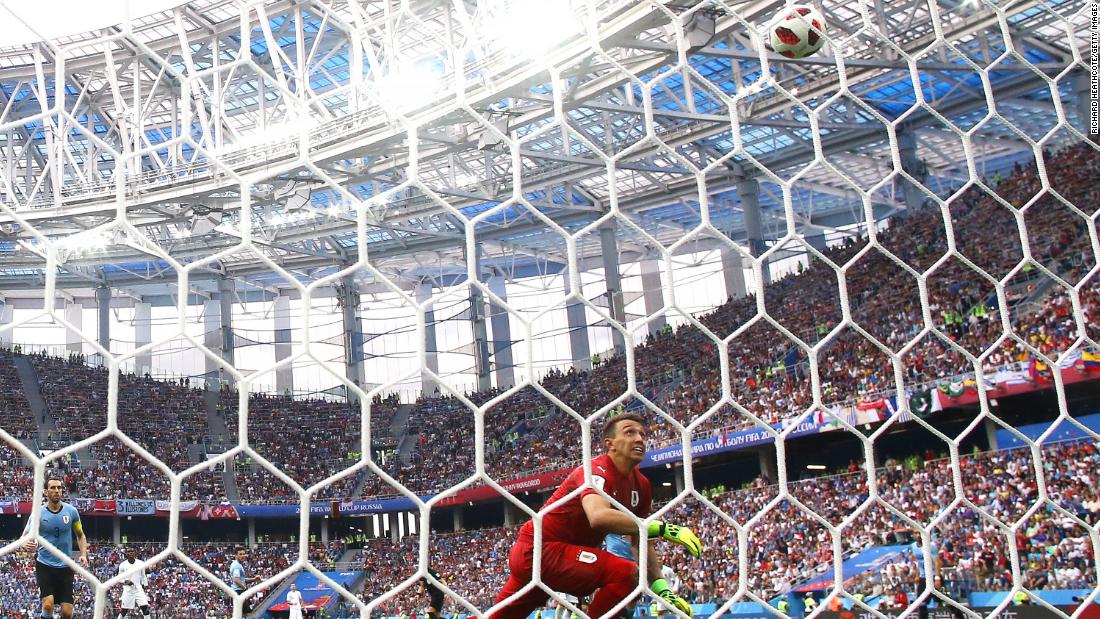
[477,118,510,150]
[375,60,446,112]
[188,204,224,236]
[684,11,716,48]
[191,212,223,236]
[489,0,579,58]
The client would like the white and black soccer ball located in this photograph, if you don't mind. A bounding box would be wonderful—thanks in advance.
[768,5,827,59]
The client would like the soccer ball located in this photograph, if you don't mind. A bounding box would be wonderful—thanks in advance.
[768,5,827,59]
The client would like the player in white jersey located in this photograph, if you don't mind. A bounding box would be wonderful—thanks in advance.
[552,593,580,619]
[659,564,681,592]
[116,547,151,619]
[286,583,304,619]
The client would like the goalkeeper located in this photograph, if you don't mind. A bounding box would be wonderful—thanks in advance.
[492,413,701,619]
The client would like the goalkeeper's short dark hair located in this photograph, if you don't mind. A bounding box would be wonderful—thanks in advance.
[602,412,646,440]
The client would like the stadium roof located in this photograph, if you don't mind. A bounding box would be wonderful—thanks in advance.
[0,0,1089,303]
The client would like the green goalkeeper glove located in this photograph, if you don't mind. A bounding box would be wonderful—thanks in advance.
[647,521,703,557]
[652,578,693,617]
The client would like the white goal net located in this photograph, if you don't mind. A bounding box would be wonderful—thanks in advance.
[0,0,1097,618]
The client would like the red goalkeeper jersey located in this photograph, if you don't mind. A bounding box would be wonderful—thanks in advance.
[517,453,652,548]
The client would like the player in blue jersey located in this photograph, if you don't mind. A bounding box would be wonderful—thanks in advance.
[603,534,639,618]
[227,545,259,613]
[23,478,89,619]
[604,533,633,561]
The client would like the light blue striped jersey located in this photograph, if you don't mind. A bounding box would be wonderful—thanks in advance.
[32,503,81,568]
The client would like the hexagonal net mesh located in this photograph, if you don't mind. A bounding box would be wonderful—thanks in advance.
[0,0,1097,618]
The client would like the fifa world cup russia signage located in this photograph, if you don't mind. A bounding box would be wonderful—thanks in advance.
[643,419,825,467]
[0,499,241,519]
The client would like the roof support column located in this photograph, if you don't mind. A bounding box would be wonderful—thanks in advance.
[639,254,666,337]
[24,141,32,196]
[984,417,1000,451]
[0,301,12,347]
[273,295,293,395]
[203,296,221,381]
[738,178,769,286]
[96,285,111,353]
[806,232,828,253]
[64,301,83,355]
[897,128,928,211]
[415,281,440,397]
[203,278,235,385]
[45,110,59,202]
[3,130,13,193]
[487,271,515,389]
[562,270,592,373]
[805,231,829,265]
[599,221,627,357]
[0,301,10,347]
[720,247,747,301]
[758,444,778,484]
[468,246,492,393]
[134,302,151,375]
[340,274,365,397]
[217,277,236,369]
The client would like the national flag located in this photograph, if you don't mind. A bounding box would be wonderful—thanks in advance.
[93,499,116,513]
[930,390,945,413]
[908,389,933,418]
[894,407,916,424]
[1028,358,1053,383]
[854,397,888,424]
[818,405,852,429]
[993,363,1031,386]
[1057,349,1082,369]
[844,406,858,427]
[961,378,978,394]
[207,504,239,519]
[826,404,857,428]
[856,397,887,411]
[1081,350,1100,371]
[938,381,967,399]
